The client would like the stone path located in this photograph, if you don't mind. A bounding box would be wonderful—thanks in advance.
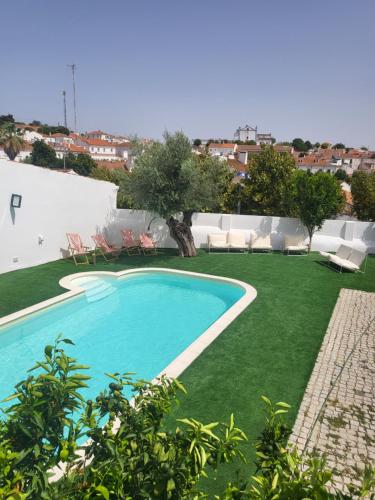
[291,288,375,496]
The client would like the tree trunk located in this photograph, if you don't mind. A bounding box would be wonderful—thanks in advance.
[307,228,314,253]
[166,216,197,257]
[183,210,194,226]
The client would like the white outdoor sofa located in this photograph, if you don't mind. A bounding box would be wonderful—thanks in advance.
[284,234,308,255]
[320,244,367,273]
[249,233,272,253]
[207,232,247,252]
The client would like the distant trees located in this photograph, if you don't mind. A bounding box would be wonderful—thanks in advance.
[0,123,25,160]
[0,114,15,127]
[128,131,232,256]
[193,138,201,147]
[241,146,296,216]
[37,124,70,136]
[351,171,375,221]
[292,138,312,152]
[30,140,95,176]
[333,143,345,149]
[334,169,348,181]
[30,140,59,167]
[294,171,344,251]
[320,142,331,149]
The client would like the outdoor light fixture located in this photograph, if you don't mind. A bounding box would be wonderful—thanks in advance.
[10,194,22,208]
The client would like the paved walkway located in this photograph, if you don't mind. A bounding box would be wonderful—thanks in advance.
[291,288,375,496]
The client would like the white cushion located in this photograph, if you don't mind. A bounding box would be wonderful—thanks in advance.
[329,254,359,271]
[251,235,272,249]
[349,248,366,267]
[284,234,306,248]
[208,233,228,248]
[336,245,353,260]
[286,245,307,251]
[227,232,246,248]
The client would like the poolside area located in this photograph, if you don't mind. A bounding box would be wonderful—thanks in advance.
[1,250,374,492]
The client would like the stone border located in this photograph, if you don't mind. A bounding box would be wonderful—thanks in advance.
[0,268,257,382]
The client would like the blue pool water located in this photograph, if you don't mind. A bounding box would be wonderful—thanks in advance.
[0,272,244,403]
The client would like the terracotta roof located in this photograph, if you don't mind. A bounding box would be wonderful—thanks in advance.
[208,143,236,148]
[87,130,107,135]
[227,159,246,173]
[115,142,131,149]
[237,145,292,153]
[82,138,115,147]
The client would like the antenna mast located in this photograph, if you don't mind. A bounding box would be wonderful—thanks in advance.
[62,90,67,129]
[68,63,77,132]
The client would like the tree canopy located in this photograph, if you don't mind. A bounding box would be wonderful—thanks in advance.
[241,146,296,216]
[128,131,232,256]
[0,123,25,160]
[294,171,344,250]
[351,171,375,221]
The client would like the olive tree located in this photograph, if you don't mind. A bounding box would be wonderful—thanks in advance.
[294,171,344,251]
[128,131,232,257]
[351,171,375,221]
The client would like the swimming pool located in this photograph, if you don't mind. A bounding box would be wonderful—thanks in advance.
[0,268,256,402]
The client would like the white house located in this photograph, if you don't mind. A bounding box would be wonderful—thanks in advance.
[208,143,237,157]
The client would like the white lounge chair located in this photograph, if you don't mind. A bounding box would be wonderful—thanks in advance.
[284,234,308,255]
[208,233,229,252]
[250,233,272,253]
[320,245,367,273]
[227,231,247,252]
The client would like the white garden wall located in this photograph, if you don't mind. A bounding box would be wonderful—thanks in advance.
[0,160,118,274]
[1,159,374,275]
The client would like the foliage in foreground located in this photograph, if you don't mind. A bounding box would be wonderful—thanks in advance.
[0,339,373,499]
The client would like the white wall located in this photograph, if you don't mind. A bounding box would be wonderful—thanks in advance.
[0,160,118,273]
[1,159,374,275]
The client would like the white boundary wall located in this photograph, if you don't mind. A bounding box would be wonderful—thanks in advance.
[1,160,374,274]
[109,210,375,255]
[0,160,118,274]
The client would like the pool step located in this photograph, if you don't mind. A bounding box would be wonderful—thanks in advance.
[79,278,117,303]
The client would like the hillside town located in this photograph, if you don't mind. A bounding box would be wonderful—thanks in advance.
[1,118,374,180]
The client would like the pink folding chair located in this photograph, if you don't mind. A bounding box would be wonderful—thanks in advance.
[121,229,141,256]
[66,233,90,266]
[139,232,158,256]
[92,234,122,262]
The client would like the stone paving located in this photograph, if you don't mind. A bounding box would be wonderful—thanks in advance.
[291,288,375,496]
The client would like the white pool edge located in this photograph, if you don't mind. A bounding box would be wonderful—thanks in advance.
[0,267,256,381]
[1,267,256,481]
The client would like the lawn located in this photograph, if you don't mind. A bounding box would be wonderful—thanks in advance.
[0,250,374,494]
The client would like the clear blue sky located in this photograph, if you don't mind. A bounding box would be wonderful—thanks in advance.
[1,0,374,147]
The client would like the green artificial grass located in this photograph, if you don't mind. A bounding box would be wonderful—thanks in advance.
[1,250,374,494]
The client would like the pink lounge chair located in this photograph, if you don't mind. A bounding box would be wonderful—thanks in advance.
[139,232,158,256]
[121,229,141,256]
[92,234,122,262]
[66,233,91,266]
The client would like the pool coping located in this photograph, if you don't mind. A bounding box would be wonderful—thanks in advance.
[0,267,256,481]
[0,267,257,382]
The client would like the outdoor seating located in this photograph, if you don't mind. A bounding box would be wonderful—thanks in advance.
[139,232,158,255]
[66,233,91,266]
[121,229,141,256]
[208,233,229,252]
[91,233,122,263]
[250,233,272,253]
[227,231,247,252]
[284,234,308,255]
[320,245,367,273]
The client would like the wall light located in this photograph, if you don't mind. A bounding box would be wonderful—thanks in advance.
[10,194,22,208]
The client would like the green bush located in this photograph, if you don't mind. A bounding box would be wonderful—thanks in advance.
[0,339,373,498]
